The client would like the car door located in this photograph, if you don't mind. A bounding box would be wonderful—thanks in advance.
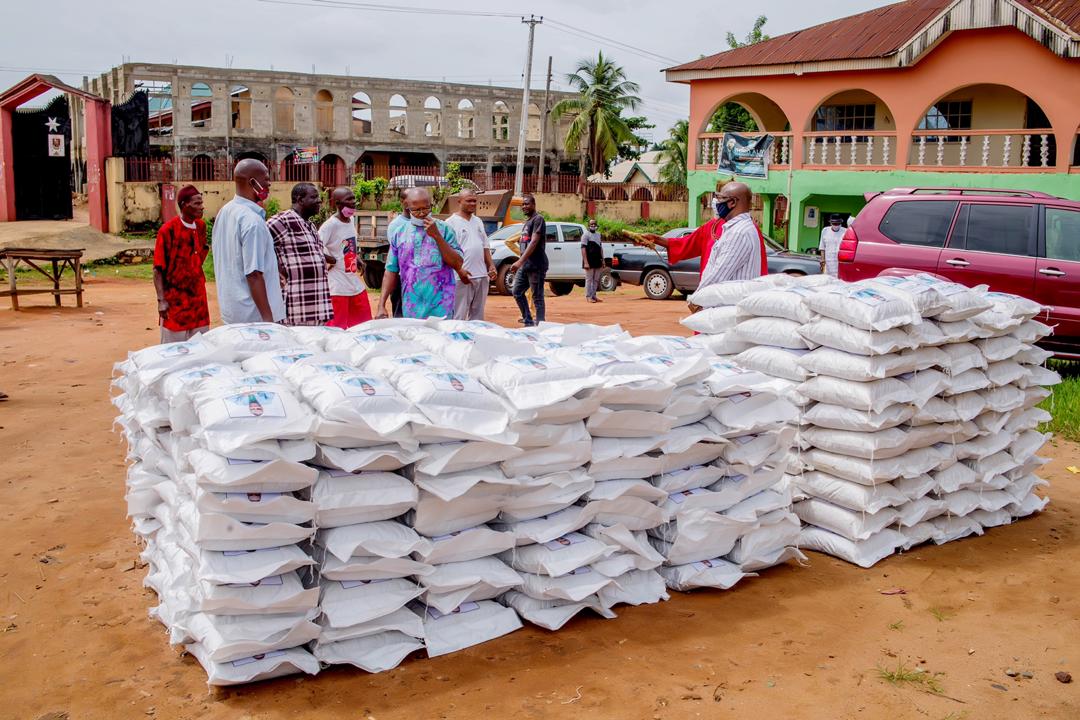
[860,199,957,278]
[1037,204,1080,341]
[542,222,566,276]
[560,224,586,278]
[935,202,1037,298]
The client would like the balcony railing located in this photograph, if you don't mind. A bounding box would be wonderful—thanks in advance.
[803,131,897,168]
[697,132,792,170]
[907,129,1056,169]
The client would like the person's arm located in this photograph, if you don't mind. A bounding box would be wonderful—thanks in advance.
[153,225,169,321]
[581,241,588,269]
[242,219,277,322]
[269,218,289,289]
[376,239,400,319]
[511,220,542,270]
[197,222,211,263]
[317,221,337,268]
[424,217,464,272]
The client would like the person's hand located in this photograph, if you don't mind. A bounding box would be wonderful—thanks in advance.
[325,254,336,267]
[486,265,497,281]
[375,306,388,320]
[457,269,473,285]
[157,299,169,321]
[423,216,442,241]
[510,260,523,273]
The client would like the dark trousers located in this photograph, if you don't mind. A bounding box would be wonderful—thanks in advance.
[391,284,403,318]
[512,268,546,326]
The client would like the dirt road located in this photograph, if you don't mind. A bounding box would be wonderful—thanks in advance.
[1,279,1076,719]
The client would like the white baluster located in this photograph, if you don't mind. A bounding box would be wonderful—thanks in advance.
[936,136,945,166]
[1022,134,1031,167]
[959,136,968,167]
[918,136,926,166]
[883,136,890,165]
[781,136,790,165]
[981,135,991,166]
[809,137,817,164]
[834,136,842,164]
[1040,134,1050,167]
[1002,135,1012,167]
[866,136,874,165]
[850,136,857,165]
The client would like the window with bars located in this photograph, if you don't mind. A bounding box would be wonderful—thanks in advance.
[813,103,876,132]
[919,100,973,132]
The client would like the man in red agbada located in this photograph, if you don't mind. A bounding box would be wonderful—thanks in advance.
[154,185,211,342]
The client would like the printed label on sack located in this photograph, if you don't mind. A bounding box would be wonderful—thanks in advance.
[446,331,476,343]
[509,356,559,372]
[341,578,391,589]
[785,286,814,297]
[226,574,284,588]
[426,601,479,620]
[660,336,694,350]
[543,532,587,551]
[158,341,201,358]
[237,327,280,343]
[691,557,726,571]
[872,276,931,295]
[506,330,540,342]
[313,363,351,376]
[726,392,752,404]
[668,488,709,505]
[230,650,286,667]
[567,566,592,576]
[433,527,479,542]
[427,372,482,394]
[850,288,888,307]
[355,333,393,344]
[338,375,392,398]
[179,365,224,383]
[710,361,747,376]
[272,352,313,368]
[223,491,283,503]
[579,350,623,367]
[641,354,677,368]
[394,355,437,368]
[223,390,286,419]
[537,341,562,351]
[236,374,276,386]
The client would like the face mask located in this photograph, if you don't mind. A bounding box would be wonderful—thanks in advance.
[340,207,355,219]
[409,216,426,228]
[250,179,270,202]
[715,199,734,219]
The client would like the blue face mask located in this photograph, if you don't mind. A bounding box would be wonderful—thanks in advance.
[409,216,426,228]
[715,199,734,219]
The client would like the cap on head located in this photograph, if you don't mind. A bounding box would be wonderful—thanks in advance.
[177,185,200,207]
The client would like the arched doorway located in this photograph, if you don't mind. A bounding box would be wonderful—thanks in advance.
[190,82,212,128]
[700,92,792,167]
[351,91,371,135]
[424,96,441,137]
[911,84,1057,168]
[320,154,346,187]
[389,94,408,136]
[314,89,334,134]
[274,87,296,133]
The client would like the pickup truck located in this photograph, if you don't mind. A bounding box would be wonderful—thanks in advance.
[488,221,635,296]
[612,227,821,300]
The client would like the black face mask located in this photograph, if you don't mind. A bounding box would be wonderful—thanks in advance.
[716,199,735,219]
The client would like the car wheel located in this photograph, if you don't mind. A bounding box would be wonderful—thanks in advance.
[548,280,575,296]
[495,263,516,295]
[643,268,674,300]
[598,268,618,292]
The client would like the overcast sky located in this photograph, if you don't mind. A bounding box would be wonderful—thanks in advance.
[1,0,895,141]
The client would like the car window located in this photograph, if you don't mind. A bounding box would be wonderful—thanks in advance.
[1045,207,1080,262]
[488,225,521,241]
[562,225,583,243]
[953,203,1034,256]
[546,224,558,242]
[878,200,958,247]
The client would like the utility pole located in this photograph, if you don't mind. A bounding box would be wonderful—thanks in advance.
[514,14,542,196]
[537,56,552,193]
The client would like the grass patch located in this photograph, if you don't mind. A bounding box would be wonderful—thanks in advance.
[877,660,945,694]
[1040,359,1080,443]
[888,620,904,631]
[928,607,953,622]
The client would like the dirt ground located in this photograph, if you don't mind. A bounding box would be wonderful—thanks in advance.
[0,210,150,263]
[1,279,1077,720]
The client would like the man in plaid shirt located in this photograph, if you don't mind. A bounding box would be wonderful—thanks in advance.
[269,183,334,326]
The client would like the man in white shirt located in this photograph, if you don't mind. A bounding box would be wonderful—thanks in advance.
[447,188,496,320]
[320,186,372,328]
[697,182,763,290]
[818,214,845,277]
[212,159,286,324]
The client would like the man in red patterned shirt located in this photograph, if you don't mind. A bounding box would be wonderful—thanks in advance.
[154,185,210,343]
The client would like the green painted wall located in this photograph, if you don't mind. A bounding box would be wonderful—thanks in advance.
[688,169,1080,251]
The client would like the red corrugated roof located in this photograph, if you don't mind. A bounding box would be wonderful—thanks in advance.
[666,0,1079,73]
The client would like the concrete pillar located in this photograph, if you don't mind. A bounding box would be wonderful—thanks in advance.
[105,156,125,234]
[85,100,112,233]
[0,106,15,222]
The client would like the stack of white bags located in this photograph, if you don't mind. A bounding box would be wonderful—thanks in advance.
[688,274,1058,568]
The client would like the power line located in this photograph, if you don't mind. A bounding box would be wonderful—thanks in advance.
[544,18,680,65]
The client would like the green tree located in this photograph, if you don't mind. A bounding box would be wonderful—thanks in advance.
[616,115,655,162]
[726,15,770,49]
[658,119,689,186]
[551,52,643,183]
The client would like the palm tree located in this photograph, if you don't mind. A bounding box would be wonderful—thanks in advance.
[658,119,689,186]
[551,52,642,184]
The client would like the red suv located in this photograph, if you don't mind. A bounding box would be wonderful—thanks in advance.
[839,187,1080,357]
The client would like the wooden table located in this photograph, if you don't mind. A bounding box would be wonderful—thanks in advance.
[0,247,84,310]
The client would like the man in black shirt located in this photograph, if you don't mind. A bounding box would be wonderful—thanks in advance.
[509,193,547,326]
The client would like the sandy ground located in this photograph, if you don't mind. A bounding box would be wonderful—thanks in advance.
[0,209,150,263]
[1,279,1077,720]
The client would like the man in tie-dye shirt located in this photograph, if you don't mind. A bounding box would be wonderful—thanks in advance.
[376,187,468,319]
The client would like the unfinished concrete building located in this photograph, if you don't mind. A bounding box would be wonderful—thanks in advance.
[85,62,577,185]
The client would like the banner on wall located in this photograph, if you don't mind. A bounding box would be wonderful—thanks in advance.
[293,146,320,164]
[718,132,773,179]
